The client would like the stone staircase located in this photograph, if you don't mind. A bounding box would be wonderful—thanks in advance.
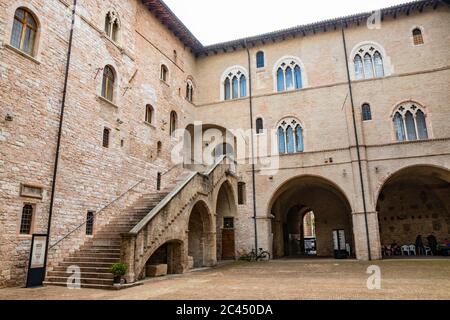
[44,174,190,289]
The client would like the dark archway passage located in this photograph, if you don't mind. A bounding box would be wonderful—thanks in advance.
[145,240,184,276]
[377,166,450,257]
[188,201,213,268]
[215,181,238,260]
[270,176,354,259]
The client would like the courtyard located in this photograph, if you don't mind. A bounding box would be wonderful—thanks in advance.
[1,259,449,300]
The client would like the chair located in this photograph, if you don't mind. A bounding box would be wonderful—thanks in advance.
[401,245,410,255]
[384,245,392,257]
[424,246,433,256]
[409,245,417,256]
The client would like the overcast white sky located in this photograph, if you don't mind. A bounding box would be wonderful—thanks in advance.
[163,0,408,45]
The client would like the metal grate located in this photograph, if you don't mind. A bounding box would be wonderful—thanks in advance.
[20,204,33,234]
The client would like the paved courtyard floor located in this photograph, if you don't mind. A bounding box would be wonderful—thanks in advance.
[1,259,449,300]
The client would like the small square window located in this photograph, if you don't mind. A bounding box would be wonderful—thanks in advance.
[224,218,234,229]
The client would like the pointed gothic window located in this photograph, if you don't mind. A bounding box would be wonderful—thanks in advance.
[276,58,303,92]
[222,68,247,100]
[393,103,429,142]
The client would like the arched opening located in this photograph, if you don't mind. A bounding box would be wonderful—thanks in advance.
[216,181,238,261]
[377,166,450,258]
[183,123,237,168]
[145,240,184,277]
[213,142,234,160]
[270,176,354,259]
[188,201,214,268]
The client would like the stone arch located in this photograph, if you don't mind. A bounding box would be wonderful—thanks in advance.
[267,174,353,216]
[215,180,238,260]
[375,165,450,256]
[184,123,238,167]
[268,175,354,258]
[187,200,215,268]
[145,239,184,277]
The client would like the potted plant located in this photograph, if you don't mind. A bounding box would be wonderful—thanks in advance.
[109,263,128,285]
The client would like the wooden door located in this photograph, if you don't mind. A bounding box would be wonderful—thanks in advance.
[222,229,235,260]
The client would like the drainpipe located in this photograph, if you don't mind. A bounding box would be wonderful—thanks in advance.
[341,28,372,261]
[244,41,259,252]
[42,0,78,280]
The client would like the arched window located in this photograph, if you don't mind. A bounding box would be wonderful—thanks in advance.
[277,68,285,92]
[239,74,247,97]
[157,141,162,156]
[102,127,110,148]
[224,78,231,100]
[276,59,303,92]
[145,104,154,124]
[278,127,286,154]
[222,68,247,100]
[277,118,305,155]
[354,55,364,80]
[11,8,37,56]
[20,204,33,234]
[160,65,168,82]
[393,102,429,142]
[362,104,372,121]
[104,10,119,42]
[256,118,264,134]
[186,80,194,102]
[256,51,265,68]
[232,76,239,99]
[353,44,386,80]
[363,53,374,79]
[101,65,115,102]
[170,111,177,136]
[413,28,424,45]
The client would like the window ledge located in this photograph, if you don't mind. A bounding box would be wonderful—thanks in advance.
[101,33,124,53]
[160,79,170,87]
[144,121,156,129]
[4,44,41,65]
[256,68,266,73]
[97,95,119,108]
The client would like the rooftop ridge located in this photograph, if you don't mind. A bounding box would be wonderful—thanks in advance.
[143,0,446,54]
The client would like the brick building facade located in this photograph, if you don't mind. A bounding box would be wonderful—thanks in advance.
[0,0,449,288]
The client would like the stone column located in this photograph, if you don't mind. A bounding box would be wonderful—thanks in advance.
[352,211,382,260]
[120,233,137,283]
[203,232,217,267]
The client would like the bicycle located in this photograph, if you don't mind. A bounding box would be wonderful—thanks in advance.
[248,248,271,262]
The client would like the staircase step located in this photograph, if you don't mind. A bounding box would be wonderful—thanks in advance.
[46,276,114,286]
[66,256,120,263]
[43,281,115,290]
[59,261,115,268]
[53,266,112,273]
[75,252,120,258]
[48,271,114,279]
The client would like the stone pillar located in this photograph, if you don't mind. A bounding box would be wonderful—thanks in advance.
[352,211,382,261]
[120,233,137,283]
[203,232,217,267]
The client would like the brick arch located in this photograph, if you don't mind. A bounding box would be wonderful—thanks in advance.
[187,199,216,268]
[374,164,450,205]
[267,174,354,217]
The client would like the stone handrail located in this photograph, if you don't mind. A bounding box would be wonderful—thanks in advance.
[121,155,235,282]
[130,155,230,235]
